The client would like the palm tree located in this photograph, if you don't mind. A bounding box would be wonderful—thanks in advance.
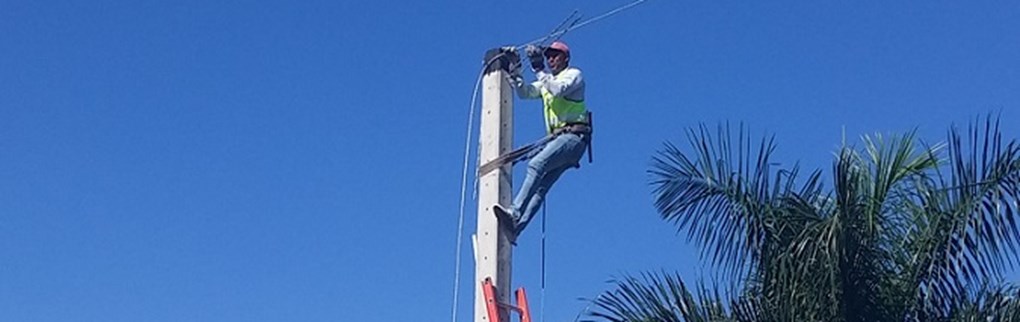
[584,116,1020,322]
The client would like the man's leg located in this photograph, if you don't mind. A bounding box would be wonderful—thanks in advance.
[513,165,567,234]
[509,133,587,234]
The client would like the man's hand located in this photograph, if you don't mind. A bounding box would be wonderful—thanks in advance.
[525,45,545,72]
[525,45,544,57]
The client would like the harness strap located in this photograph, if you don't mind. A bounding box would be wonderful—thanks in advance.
[476,115,594,177]
[478,135,555,177]
[586,111,593,164]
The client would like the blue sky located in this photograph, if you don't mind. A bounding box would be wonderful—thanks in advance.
[2,0,1019,321]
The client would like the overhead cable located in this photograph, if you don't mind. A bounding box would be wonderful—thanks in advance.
[518,0,648,49]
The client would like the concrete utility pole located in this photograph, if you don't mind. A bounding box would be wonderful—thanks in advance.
[474,49,516,322]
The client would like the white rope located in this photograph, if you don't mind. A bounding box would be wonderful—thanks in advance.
[451,64,486,322]
[452,53,508,322]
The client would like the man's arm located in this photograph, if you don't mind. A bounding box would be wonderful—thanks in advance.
[535,68,582,98]
[514,78,542,99]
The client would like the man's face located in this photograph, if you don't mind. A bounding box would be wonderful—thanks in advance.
[545,50,568,73]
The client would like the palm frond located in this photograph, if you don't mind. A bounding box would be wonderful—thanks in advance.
[650,123,817,277]
[902,116,1020,318]
[831,132,939,321]
[597,115,1020,322]
[948,282,1020,322]
[583,271,756,322]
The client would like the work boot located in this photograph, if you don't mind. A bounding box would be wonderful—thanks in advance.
[492,204,519,245]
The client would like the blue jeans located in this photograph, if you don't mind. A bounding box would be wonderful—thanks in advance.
[509,132,588,234]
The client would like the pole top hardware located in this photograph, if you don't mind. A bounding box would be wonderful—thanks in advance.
[483,47,521,75]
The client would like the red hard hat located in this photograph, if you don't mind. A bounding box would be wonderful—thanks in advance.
[546,41,570,57]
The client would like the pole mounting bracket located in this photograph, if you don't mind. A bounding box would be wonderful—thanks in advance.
[483,46,521,75]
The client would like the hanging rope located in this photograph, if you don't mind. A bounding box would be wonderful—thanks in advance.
[541,201,548,322]
[450,67,481,322]
[451,53,506,322]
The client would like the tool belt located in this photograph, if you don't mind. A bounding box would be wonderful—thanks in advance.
[552,122,592,136]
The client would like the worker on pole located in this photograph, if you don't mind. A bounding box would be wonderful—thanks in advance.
[494,41,590,244]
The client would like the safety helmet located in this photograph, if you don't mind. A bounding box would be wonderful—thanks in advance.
[545,41,570,57]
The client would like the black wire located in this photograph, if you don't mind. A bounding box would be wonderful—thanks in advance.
[541,200,547,322]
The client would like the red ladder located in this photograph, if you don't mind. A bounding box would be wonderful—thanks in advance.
[481,277,532,322]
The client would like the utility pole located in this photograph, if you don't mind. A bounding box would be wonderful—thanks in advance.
[474,48,516,322]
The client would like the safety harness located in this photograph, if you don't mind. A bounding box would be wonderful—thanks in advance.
[477,112,594,177]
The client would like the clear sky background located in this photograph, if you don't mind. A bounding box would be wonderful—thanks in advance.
[2,1,1019,321]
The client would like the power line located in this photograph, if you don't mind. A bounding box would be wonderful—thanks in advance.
[518,0,648,49]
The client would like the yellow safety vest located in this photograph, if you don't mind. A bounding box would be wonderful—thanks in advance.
[540,87,587,134]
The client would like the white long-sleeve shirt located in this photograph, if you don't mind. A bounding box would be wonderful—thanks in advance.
[515,67,585,102]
